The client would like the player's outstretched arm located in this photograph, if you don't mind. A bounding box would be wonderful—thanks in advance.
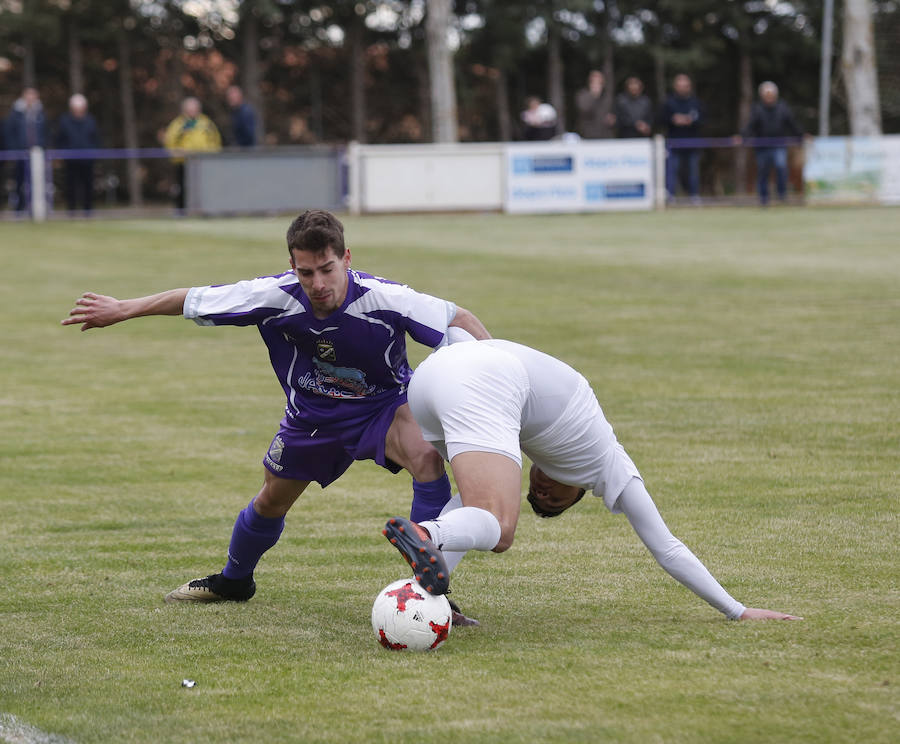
[449,306,491,340]
[61,289,189,331]
[739,607,802,621]
[616,480,802,620]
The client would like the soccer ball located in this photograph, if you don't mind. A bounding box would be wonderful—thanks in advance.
[371,578,452,651]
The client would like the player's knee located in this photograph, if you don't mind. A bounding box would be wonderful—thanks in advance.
[253,490,290,518]
[407,446,445,482]
[491,524,516,553]
[254,472,305,517]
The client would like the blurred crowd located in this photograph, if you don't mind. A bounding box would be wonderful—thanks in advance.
[521,70,803,204]
[1,84,257,214]
[2,70,804,215]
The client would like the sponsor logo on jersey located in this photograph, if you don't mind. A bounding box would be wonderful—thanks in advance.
[310,357,374,397]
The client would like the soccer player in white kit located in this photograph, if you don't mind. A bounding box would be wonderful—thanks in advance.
[383,338,801,621]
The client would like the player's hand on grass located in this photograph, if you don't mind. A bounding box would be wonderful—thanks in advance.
[62,292,124,331]
[740,607,803,621]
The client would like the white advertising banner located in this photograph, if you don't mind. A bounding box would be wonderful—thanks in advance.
[350,143,505,213]
[804,135,900,205]
[504,139,653,213]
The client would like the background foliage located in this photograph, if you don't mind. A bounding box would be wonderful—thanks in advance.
[2,0,899,151]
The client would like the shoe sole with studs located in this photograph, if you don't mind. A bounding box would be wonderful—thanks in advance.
[382,517,450,595]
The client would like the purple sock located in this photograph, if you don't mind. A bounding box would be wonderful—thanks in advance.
[410,473,452,522]
[222,500,285,580]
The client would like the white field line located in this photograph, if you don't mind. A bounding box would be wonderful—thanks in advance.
[0,714,76,744]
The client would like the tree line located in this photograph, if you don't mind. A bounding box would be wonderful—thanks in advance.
[0,1,896,203]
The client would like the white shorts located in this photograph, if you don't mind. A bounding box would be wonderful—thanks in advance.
[410,340,642,511]
[408,343,529,466]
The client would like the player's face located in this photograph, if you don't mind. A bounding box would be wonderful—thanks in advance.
[291,246,352,318]
[527,465,586,518]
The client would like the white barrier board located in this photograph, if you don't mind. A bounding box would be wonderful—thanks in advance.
[357,144,504,212]
[505,139,653,213]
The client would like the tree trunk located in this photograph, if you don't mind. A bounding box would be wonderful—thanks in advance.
[415,47,431,142]
[653,45,665,106]
[241,6,265,142]
[495,68,511,142]
[842,0,882,135]
[425,0,458,143]
[310,61,323,141]
[736,45,753,195]
[546,22,564,133]
[68,16,84,94]
[602,1,616,96]
[116,27,142,207]
[23,35,36,88]
[347,14,367,143]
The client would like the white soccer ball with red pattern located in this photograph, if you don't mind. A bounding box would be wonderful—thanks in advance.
[371,578,452,651]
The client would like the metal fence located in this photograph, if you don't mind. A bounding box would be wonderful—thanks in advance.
[1,138,809,221]
[0,145,346,220]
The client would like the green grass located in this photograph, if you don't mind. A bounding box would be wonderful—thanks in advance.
[1,207,897,743]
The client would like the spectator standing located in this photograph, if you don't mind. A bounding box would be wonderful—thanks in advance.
[162,97,222,210]
[615,76,653,138]
[661,74,703,202]
[56,93,100,215]
[575,70,615,139]
[4,87,47,212]
[520,97,558,141]
[226,85,257,147]
[740,81,803,205]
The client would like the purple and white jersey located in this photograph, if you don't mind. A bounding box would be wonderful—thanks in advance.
[183,269,457,427]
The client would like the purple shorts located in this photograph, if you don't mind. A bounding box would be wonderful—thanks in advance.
[262,396,406,487]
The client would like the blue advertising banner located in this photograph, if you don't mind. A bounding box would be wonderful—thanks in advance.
[505,139,653,213]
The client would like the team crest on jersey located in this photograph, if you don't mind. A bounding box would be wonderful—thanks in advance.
[268,435,285,464]
[316,340,336,361]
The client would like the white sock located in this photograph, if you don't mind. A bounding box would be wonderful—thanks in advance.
[438,494,466,573]
[419,507,501,552]
[439,493,463,517]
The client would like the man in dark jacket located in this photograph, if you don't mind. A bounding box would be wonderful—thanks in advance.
[227,85,257,147]
[575,70,615,139]
[661,74,703,202]
[740,81,803,204]
[56,93,100,214]
[4,87,47,212]
[615,77,653,138]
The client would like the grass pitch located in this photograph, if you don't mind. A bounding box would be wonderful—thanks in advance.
[0,207,897,743]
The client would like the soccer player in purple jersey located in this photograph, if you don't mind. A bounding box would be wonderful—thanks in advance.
[62,210,489,618]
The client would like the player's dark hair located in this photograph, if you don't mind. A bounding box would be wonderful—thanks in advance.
[286,209,346,257]
[526,486,586,518]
